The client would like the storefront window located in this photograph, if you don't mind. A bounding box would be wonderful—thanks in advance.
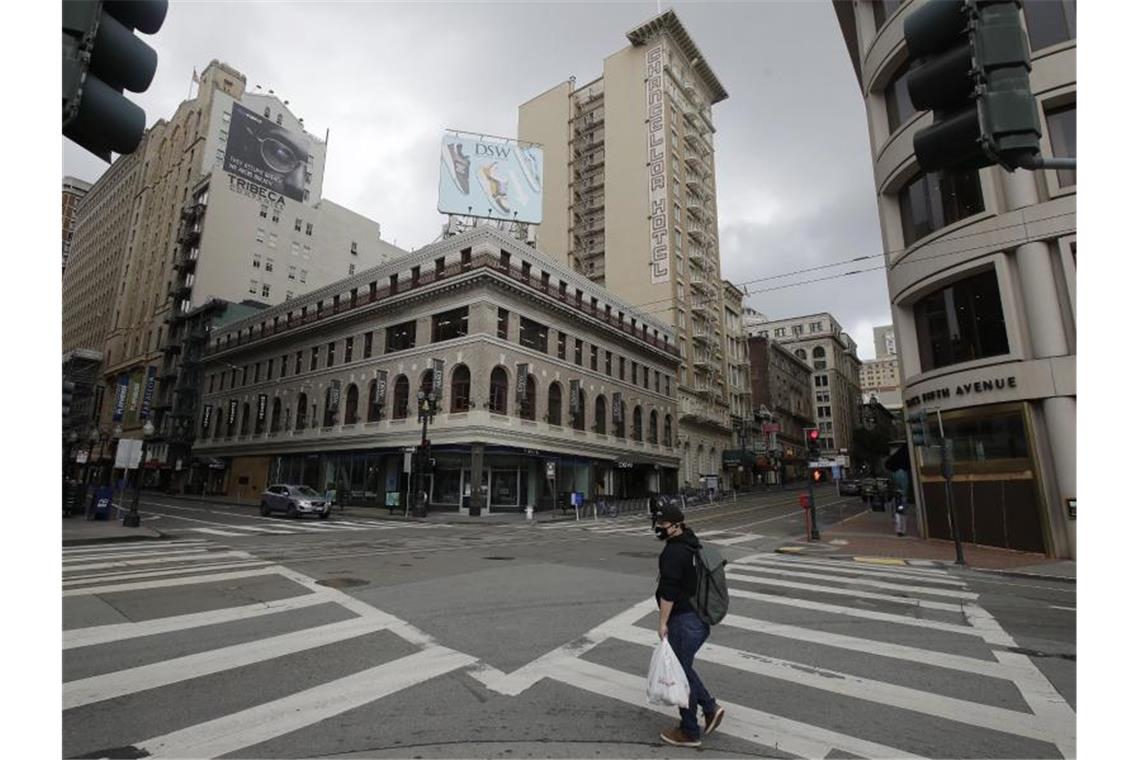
[491,470,519,506]
[921,406,1030,469]
[433,469,462,504]
[913,268,1010,371]
[1045,103,1076,187]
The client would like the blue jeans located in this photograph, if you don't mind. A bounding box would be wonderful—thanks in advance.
[667,610,717,738]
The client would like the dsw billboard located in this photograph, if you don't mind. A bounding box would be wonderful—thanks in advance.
[224,103,310,203]
[438,135,542,224]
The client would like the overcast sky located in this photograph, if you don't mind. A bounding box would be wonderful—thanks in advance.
[63,0,889,359]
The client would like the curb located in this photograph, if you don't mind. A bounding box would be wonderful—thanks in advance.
[970,567,1077,584]
[63,528,168,547]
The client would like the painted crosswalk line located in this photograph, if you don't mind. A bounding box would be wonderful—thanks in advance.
[472,551,1074,759]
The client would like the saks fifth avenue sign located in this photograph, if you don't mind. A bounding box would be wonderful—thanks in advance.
[905,375,1018,408]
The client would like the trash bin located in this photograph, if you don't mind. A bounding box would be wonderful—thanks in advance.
[92,486,114,521]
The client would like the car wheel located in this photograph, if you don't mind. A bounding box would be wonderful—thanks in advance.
[287,503,298,519]
[260,501,271,516]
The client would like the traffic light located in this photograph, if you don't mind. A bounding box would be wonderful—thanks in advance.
[63,380,76,423]
[907,411,928,448]
[804,427,821,459]
[904,0,1040,172]
[63,0,169,161]
[812,469,823,483]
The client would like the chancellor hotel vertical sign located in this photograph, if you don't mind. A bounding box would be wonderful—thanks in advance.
[646,42,669,286]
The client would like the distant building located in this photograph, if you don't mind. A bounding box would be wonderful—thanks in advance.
[745,312,862,457]
[747,335,813,484]
[62,176,91,273]
[872,324,896,359]
[860,355,901,410]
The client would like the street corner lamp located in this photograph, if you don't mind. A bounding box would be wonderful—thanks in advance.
[123,419,155,528]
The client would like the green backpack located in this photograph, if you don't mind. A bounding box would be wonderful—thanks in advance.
[690,543,730,625]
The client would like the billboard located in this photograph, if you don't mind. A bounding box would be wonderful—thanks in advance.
[438,134,542,224]
[224,103,310,203]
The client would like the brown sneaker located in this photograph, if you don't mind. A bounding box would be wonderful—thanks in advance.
[704,705,726,735]
[660,727,701,748]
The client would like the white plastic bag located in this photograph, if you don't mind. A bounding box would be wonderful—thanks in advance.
[646,637,690,706]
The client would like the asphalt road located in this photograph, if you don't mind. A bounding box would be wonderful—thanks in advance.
[62,493,1076,759]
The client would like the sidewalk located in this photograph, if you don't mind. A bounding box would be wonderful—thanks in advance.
[62,514,165,546]
[778,506,1076,583]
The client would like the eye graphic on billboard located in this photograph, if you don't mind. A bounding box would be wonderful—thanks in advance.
[438,134,543,224]
[224,103,310,203]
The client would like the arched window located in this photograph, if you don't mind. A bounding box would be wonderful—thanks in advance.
[697,445,705,476]
[613,397,625,438]
[710,448,718,475]
[450,365,471,412]
[239,403,250,435]
[573,386,586,431]
[594,395,606,434]
[323,387,335,428]
[296,393,308,430]
[393,375,409,419]
[344,384,359,424]
[812,346,826,358]
[664,415,673,447]
[648,409,659,444]
[214,407,225,439]
[795,349,808,360]
[270,398,282,433]
[632,405,643,442]
[367,379,382,422]
[547,382,562,425]
[489,367,509,414]
[520,375,537,420]
[420,370,434,400]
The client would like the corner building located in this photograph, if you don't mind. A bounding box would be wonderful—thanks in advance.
[834,0,1076,557]
[194,227,681,513]
[519,9,734,488]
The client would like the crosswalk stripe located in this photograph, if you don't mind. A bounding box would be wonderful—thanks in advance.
[604,625,1051,745]
[62,567,279,597]
[64,560,270,586]
[707,533,766,546]
[62,541,211,556]
[188,528,248,537]
[64,593,332,650]
[549,656,922,759]
[64,615,389,710]
[720,612,1002,677]
[730,588,982,639]
[736,556,964,586]
[63,547,216,564]
[64,550,254,573]
[726,572,968,612]
[729,565,979,600]
[134,646,477,759]
[740,553,955,578]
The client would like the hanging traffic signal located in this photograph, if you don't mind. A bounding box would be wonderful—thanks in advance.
[904,0,1040,172]
[804,427,821,460]
[63,0,169,161]
[907,411,928,448]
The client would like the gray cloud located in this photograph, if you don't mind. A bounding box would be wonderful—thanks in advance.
[64,0,890,356]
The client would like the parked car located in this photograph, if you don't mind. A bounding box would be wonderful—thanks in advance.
[260,484,330,519]
[838,479,861,496]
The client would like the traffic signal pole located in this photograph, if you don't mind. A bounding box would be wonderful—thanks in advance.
[804,428,821,540]
[933,409,965,565]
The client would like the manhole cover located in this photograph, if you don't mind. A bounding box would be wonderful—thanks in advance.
[316,577,369,588]
[617,551,658,559]
[482,556,515,561]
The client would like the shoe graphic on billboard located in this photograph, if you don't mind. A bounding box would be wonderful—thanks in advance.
[480,162,512,214]
[446,141,471,195]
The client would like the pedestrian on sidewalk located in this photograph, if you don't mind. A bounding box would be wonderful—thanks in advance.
[891,467,911,536]
[652,502,725,748]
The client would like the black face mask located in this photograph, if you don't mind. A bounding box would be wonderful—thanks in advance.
[654,525,671,540]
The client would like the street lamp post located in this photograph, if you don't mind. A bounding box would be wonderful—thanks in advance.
[123,420,154,528]
[412,389,437,518]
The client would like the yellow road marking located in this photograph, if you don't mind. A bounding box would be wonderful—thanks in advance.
[853,556,906,566]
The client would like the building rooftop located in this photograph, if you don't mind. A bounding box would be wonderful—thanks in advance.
[626,9,728,104]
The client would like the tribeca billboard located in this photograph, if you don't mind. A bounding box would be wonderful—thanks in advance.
[224,103,310,203]
[438,134,543,224]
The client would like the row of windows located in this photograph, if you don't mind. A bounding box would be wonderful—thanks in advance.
[205,365,676,444]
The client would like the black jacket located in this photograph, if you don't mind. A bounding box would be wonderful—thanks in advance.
[655,528,701,618]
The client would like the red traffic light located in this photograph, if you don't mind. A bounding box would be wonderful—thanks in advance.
[807,428,820,441]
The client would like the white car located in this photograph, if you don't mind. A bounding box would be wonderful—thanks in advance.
[260,484,330,519]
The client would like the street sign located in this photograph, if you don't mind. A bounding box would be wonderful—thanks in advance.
[114,438,143,470]
[75,449,89,464]
[545,460,556,479]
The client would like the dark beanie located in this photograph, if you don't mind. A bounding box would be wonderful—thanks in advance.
[654,503,685,524]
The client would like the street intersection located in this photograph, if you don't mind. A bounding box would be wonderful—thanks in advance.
[62,493,1075,759]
